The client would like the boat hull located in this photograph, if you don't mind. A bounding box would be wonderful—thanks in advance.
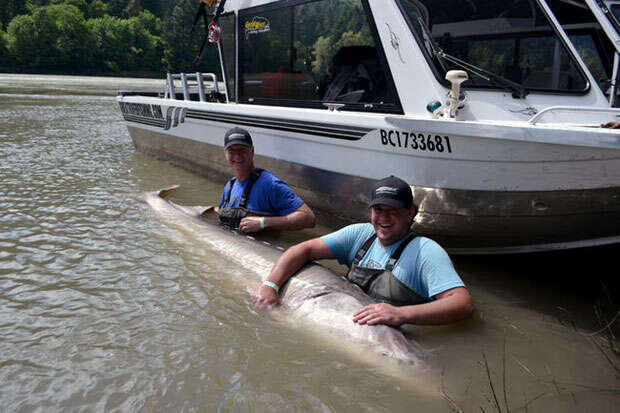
[127,124,620,253]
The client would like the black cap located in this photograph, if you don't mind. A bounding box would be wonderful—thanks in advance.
[224,127,253,149]
[369,176,414,209]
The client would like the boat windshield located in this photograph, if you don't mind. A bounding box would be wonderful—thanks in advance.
[237,0,400,112]
[399,0,589,93]
[545,0,616,96]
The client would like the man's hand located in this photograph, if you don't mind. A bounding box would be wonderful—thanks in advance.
[601,121,620,129]
[352,303,406,327]
[251,284,279,309]
[200,205,217,216]
[239,216,262,233]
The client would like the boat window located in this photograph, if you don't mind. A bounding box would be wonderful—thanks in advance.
[546,0,615,94]
[238,0,400,112]
[611,4,620,25]
[219,12,236,102]
[399,0,589,93]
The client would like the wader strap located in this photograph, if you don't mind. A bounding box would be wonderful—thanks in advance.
[239,168,263,208]
[352,234,377,266]
[385,233,417,271]
[352,232,417,270]
[221,168,264,208]
[222,177,236,207]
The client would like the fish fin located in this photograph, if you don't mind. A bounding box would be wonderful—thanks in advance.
[157,185,180,199]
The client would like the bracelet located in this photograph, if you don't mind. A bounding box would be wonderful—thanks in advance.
[262,280,279,293]
[259,216,265,230]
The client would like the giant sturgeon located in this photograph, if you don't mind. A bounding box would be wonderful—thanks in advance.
[144,186,427,367]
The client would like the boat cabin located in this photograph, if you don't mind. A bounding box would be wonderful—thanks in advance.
[193,0,619,118]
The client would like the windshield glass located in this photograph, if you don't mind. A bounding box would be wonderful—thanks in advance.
[611,4,620,25]
[400,0,588,92]
[546,0,615,94]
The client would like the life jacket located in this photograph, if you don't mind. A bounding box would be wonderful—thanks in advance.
[346,233,426,306]
[218,169,273,230]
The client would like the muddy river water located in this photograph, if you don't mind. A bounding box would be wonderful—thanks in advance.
[0,74,617,412]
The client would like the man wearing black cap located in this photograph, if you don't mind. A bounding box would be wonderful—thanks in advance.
[251,176,473,327]
[209,127,316,232]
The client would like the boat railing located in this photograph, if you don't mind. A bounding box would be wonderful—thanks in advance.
[165,72,223,102]
[528,106,620,124]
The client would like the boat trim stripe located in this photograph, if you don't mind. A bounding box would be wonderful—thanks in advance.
[123,114,166,128]
[185,109,371,140]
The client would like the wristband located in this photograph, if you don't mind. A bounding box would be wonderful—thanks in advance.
[262,280,279,293]
[259,216,265,230]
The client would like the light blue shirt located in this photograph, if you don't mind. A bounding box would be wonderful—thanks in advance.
[321,223,464,300]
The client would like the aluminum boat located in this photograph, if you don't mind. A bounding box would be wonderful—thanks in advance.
[118,0,620,253]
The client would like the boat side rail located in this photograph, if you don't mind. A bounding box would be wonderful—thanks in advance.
[528,106,620,124]
[165,72,225,102]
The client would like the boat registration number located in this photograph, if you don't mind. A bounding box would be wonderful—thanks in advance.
[380,130,453,153]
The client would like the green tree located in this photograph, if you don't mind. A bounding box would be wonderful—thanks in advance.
[7,4,95,70]
[141,0,168,18]
[87,0,107,19]
[162,0,220,74]
[127,10,163,71]
[0,22,14,67]
[87,14,129,71]
[106,0,129,17]
[124,0,142,17]
[87,9,162,73]
[7,14,38,65]
[106,0,143,18]
[0,0,30,28]
[51,0,88,15]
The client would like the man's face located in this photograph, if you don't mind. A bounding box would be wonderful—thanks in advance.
[371,204,415,246]
[225,144,254,176]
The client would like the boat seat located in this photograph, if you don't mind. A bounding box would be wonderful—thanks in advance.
[319,46,387,103]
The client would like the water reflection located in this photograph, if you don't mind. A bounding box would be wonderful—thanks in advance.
[0,75,617,412]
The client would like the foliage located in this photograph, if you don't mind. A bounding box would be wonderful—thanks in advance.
[0,0,29,28]
[87,0,107,19]
[7,4,95,69]
[87,10,162,72]
[6,14,37,65]
[311,30,373,76]
[52,0,88,15]
[0,22,14,66]
[0,0,220,75]
[162,0,220,75]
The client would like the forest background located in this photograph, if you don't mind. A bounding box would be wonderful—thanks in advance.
[0,0,220,76]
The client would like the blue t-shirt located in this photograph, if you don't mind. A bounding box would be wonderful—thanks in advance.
[321,223,464,300]
[218,170,304,216]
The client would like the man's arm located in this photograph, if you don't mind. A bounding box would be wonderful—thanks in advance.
[239,203,316,232]
[251,238,334,308]
[352,287,473,327]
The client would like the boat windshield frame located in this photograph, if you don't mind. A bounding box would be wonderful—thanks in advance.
[234,0,404,114]
[217,10,237,102]
[396,0,593,96]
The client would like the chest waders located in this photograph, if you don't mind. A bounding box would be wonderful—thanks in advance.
[218,169,274,230]
[346,233,426,306]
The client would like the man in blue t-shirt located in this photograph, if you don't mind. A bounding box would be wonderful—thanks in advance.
[251,176,473,327]
[206,127,315,233]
